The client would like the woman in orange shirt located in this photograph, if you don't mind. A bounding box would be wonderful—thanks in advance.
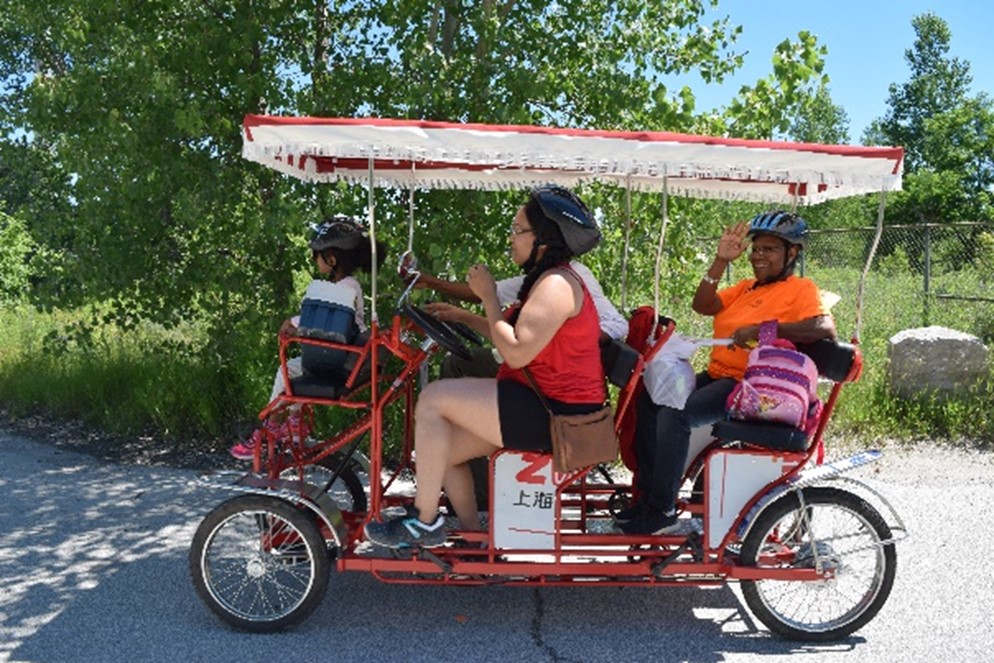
[618,211,837,535]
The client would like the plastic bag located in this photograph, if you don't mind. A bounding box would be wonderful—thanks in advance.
[642,333,712,409]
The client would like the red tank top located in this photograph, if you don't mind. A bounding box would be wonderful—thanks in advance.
[497,265,606,404]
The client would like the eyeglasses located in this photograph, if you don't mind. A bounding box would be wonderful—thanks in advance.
[751,245,784,256]
[509,225,534,237]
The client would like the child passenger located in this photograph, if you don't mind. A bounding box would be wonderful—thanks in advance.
[230,215,386,460]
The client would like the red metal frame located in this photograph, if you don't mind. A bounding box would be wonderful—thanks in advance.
[249,314,859,586]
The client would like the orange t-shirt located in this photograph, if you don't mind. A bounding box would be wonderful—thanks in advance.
[708,276,828,380]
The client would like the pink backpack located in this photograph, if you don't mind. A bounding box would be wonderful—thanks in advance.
[726,321,822,434]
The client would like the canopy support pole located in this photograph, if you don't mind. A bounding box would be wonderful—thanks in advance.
[407,163,417,255]
[367,157,378,325]
[855,189,887,342]
[620,175,634,313]
[652,173,670,332]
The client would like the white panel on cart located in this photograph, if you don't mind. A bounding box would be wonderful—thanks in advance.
[493,452,565,550]
[683,425,712,475]
[706,451,787,549]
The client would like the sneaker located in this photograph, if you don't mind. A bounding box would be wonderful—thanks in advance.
[618,508,681,535]
[364,508,447,549]
[613,499,649,523]
[229,420,282,460]
[229,429,264,461]
[283,413,311,443]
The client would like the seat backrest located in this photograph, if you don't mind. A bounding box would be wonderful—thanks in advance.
[296,280,358,343]
[600,338,640,388]
[794,338,859,383]
[297,281,359,378]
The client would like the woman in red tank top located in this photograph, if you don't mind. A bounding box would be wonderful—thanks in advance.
[366,186,607,549]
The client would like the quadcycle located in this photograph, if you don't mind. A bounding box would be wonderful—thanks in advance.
[190,116,908,641]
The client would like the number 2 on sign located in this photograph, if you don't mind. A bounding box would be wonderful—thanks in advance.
[514,453,570,486]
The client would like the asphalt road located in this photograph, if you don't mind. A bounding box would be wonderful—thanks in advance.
[2,433,993,663]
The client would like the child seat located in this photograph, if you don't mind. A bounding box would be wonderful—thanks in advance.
[296,280,359,381]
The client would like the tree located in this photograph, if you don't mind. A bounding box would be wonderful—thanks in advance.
[864,13,972,172]
[0,1,757,413]
[788,84,850,145]
[0,210,33,302]
[720,31,829,140]
[0,0,854,436]
[863,12,994,226]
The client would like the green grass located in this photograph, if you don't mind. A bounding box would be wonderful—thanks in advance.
[0,304,269,446]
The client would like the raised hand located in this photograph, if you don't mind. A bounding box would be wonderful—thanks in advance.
[716,221,750,263]
[467,263,497,302]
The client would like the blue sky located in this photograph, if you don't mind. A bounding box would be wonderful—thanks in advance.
[662,0,994,144]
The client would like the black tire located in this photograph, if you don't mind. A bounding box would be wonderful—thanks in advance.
[190,495,331,632]
[740,487,897,641]
[281,454,368,514]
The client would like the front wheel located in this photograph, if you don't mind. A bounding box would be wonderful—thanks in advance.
[280,453,368,514]
[190,495,331,632]
[739,486,896,641]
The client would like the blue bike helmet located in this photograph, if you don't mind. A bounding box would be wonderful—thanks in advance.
[309,215,365,252]
[747,211,809,250]
[529,185,601,256]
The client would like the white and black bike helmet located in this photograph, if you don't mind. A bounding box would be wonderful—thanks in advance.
[529,185,601,256]
[309,215,366,252]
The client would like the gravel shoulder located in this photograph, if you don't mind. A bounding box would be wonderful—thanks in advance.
[0,409,234,471]
[3,408,991,479]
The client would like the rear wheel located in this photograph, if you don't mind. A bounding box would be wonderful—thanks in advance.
[740,487,896,641]
[190,495,331,632]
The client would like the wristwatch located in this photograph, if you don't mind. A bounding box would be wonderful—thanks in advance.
[701,273,720,285]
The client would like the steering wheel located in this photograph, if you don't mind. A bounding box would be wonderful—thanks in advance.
[402,304,474,361]
[447,321,484,347]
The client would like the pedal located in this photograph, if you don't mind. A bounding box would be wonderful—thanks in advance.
[650,531,702,577]
[418,547,452,574]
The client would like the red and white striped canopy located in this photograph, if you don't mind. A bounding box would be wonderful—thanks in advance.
[242,115,903,205]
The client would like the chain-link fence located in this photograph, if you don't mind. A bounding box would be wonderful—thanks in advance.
[799,222,994,344]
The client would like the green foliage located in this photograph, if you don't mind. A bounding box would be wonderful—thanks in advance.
[722,31,829,139]
[0,303,266,441]
[0,0,754,384]
[835,373,994,447]
[865,13,972,171]
[4,1,987,450]
[0,210,33,302]
[877,246,910,277]
[788,85,850,144]
[864,12,994,228]
[977,232,994,283]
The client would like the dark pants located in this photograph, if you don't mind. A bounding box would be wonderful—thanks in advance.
[634,372,737,512]
[440,346,500,380]
[439,347,500,510]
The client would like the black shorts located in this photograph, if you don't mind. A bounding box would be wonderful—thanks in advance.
[497,378,603,451]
